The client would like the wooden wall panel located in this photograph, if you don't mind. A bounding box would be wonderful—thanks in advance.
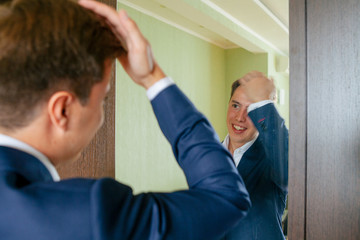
[288,0,307,238]
[290,0,360,239]
[306,0,360,239]
[57,0,117,179]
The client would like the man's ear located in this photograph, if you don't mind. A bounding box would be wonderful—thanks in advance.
[47,91,76,131]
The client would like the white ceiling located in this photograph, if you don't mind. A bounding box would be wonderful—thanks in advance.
[118,0,289,56]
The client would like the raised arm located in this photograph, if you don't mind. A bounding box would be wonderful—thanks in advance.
[149,83,250,239]
[79,1,250,239]
[239,72,288,191]
[248,103,288,191]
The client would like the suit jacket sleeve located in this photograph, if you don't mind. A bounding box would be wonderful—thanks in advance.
[248,103,289,191]
[91,85,250,240]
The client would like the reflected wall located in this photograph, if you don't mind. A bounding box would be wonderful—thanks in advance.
[115,3,289,194]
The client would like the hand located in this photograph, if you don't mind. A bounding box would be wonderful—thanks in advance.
[239,71,276,103]
[79,0,165,89]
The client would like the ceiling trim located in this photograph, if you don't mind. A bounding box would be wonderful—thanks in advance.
[254,0,289,34]
[201,0,287,56]
[118,0,233,49]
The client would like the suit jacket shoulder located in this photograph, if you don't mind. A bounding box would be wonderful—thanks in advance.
[0,85,251,240]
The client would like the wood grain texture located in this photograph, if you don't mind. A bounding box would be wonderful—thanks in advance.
[288,0,307,239]
[306,0,360,239]
[57,0,117,179]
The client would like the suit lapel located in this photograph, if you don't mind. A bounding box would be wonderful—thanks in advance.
[237,138,265,183]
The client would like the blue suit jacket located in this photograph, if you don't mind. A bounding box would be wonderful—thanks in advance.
[0,85,250,240]
[223,104,288,240]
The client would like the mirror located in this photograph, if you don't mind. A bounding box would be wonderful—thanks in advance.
[115,0,289,239]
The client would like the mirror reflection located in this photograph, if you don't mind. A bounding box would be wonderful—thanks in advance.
[116,0,289,239]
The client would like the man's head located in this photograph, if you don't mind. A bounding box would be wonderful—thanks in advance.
[0,0,124,130]
[0,0,124,164]
[226,71,274,151]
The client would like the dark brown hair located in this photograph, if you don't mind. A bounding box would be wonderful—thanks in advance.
[230,79,241,99]
[0,0,125,129]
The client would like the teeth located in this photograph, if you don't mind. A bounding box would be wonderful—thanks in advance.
[233,125,245,131]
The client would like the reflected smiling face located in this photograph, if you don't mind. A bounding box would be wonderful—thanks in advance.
[226,86,258,151]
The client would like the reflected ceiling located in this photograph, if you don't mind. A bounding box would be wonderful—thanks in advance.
[118,0,289,56]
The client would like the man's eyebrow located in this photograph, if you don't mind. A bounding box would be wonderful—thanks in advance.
[231,100,241,105]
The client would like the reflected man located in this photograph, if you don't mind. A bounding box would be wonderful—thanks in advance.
[222,71,288,240]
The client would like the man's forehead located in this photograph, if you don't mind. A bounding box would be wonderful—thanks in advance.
[230,87,248,101]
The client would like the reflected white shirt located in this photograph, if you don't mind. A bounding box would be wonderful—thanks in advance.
[222,134,257,167]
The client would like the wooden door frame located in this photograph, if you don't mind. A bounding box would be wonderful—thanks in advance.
[57,0,117,179]
[288,0,307,238]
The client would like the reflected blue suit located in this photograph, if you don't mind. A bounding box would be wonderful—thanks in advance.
[222,103,288,240]
[0,85,250,240]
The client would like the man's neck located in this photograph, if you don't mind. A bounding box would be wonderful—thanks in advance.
[228,134,259,155]
[228,141,245,155]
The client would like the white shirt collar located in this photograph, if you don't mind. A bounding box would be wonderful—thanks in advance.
[222,134,258,167]
[0,134,60,181]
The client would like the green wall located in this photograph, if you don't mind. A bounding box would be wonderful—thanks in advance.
[115,4,289,193]
[267,52,290,126]
[115,4,227,193]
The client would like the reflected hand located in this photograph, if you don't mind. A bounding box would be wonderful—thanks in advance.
[239,71,276,103]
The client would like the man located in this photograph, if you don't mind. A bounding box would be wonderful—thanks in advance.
[0,0,251,239]
[222,71,288,240]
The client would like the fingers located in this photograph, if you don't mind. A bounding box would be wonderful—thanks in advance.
[78,0,158,87]
[78,0,151,58]
[112,10,155,74]
[78,0,128,51]
[239,73,273,88]
[238,72,276,102]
